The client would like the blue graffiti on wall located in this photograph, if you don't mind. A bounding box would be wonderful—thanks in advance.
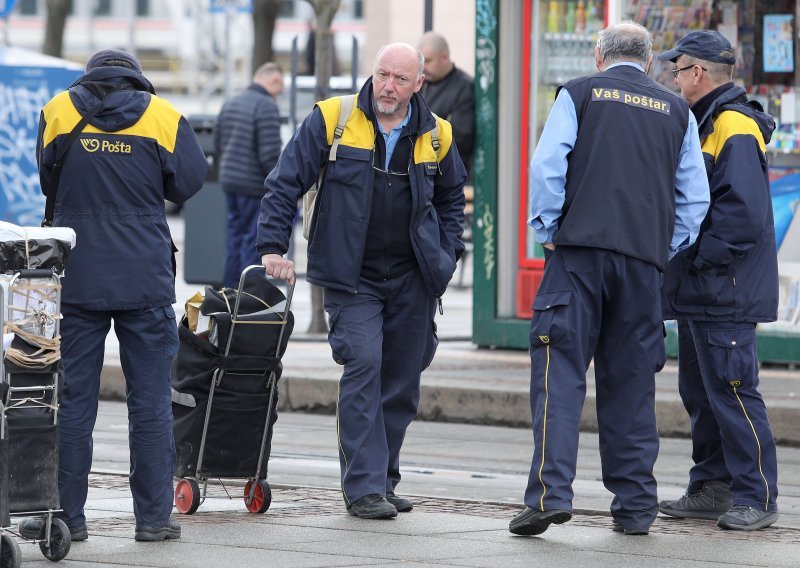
[0,64,80,226]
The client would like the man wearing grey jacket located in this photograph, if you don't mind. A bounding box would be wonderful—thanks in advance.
[215,62,283,287]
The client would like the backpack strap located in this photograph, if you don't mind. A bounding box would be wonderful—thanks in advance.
[430,113,440,158]
[42,99,106,227]
[328,94,357,161]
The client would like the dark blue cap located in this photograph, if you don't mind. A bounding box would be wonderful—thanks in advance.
[86,49,143,74]
[657,30,736,64]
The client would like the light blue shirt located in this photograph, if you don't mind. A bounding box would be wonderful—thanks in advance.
[528,62,710,258]
[375,101,412,169]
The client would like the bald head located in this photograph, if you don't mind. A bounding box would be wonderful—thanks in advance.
[419,31,449,55]
[373,43,424,78]
[596,21,653,69]
[418,32,454,82]
[372,43,425,120]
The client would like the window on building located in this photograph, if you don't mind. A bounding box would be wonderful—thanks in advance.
[280,0,295,18]
[18,0,37,15]
[136,0,149,17]
[354,0,363,18]
[94,0,111,16]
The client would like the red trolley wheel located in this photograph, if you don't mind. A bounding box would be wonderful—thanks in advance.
[243,480,271,514]
[175,478,201,515]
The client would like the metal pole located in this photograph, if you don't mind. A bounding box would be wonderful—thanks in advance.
[350,36,358,91]
[88,0,96,53]
[127,0,136,56]
[424,0,433,32]
[224,8,233,100]
[290,36,298,134]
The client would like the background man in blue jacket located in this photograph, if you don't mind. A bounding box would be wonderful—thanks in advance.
[22,49,207,542]
[657,31,780,532]
[215,62,284,287]
[509,22,709,538]
[258,43,467,519]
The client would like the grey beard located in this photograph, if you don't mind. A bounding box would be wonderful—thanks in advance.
[376,99,399,114]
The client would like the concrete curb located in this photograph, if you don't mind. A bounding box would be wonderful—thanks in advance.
[99,365,800,446]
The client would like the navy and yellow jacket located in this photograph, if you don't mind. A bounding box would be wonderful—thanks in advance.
[662,83,778,322]
[257,78,467,296]
[36,67,207,309]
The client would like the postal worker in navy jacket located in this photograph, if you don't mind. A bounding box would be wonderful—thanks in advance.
[257,43,466,519]
[24,49,207,542]
[657,31,780,532]
[509,22,710,537]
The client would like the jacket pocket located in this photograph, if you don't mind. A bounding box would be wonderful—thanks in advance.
[322,146,372,221]
[707,327,758,390]
[529,290,571,347]
[675,266,735,308]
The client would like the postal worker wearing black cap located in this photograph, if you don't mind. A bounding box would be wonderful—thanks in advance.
[657,30,781,531]
[20,49,207,542]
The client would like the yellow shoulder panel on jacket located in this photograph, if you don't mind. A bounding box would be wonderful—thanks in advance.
[702,110,766,161]
[41,92,180,153]
[41,91,81,149]
[128,96,181,153]
[414,115,454,164]
[315,96,374,149]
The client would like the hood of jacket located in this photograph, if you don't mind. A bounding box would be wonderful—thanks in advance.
[694,83,775,145]
[67,66,156,132]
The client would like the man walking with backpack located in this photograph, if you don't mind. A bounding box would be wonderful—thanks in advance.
[257,43,467,519]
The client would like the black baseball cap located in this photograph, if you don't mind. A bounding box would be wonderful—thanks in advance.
[657,30,736,64]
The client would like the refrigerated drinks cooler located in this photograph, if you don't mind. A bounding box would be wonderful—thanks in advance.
[516,1,608,318]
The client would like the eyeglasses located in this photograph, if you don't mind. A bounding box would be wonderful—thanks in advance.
[671,64,707,78]
[371,149,411,177]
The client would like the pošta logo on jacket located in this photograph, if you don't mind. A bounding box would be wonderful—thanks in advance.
[80,138,133,154]
[591,88,671,115]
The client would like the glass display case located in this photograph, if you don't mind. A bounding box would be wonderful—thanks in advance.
[516,0,608,318]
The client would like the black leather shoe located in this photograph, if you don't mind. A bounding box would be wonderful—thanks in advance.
[509,507,571,535]
[134,518,181,541]
[386,493,413,512]
[611,519,650,535]
[346,494,397,519]
[18,517,88,541]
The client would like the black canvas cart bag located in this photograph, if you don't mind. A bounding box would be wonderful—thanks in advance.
[171,274,293,479]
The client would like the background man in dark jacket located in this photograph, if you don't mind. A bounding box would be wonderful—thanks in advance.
[418,32,474,175]
[23,49,207,542]
[658,31,780,532]
[258,43,466,520]
[509,22,709,538]
[215,62,284,287]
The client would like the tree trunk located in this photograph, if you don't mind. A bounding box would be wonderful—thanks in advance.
[43,0,70,58]
[305,0,342,334]
[252,0,282,73]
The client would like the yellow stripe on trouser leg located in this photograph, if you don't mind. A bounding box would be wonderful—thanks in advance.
[537,339,551,511]
[337,381,351,505]
[732,386,770,510]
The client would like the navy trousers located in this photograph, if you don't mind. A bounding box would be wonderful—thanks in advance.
[324,269,437,504]
[58,303,178,528]
[224,193,262,288]
[677,320,778,512]
[524,247,664,530]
